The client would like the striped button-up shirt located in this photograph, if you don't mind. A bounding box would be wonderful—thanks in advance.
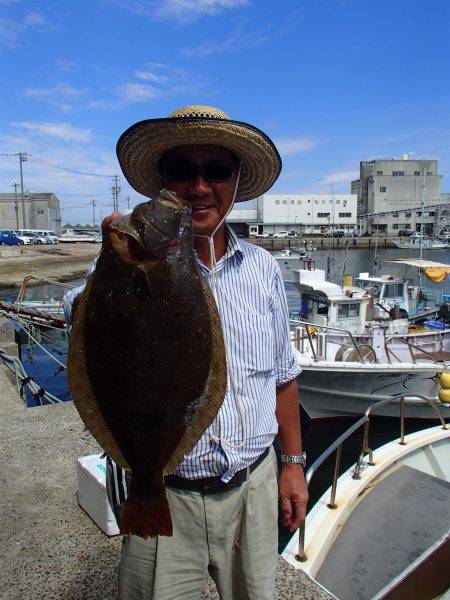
[63,226,301,482]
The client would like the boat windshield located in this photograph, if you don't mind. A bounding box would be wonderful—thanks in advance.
[338,303,360,318]
[355,280,381,298]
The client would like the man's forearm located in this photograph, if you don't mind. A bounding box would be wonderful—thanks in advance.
[275,378,303,455]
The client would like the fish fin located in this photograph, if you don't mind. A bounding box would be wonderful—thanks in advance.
[120,481,173,539]
[164,272,227,474]
[67,277,130,470]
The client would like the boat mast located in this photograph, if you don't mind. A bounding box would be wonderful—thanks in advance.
[419,170,426,288]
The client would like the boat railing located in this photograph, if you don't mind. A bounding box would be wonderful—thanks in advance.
[295,394,448,562]
[290,319,366,362]
[384,335,437,365]
[15,275,76,307]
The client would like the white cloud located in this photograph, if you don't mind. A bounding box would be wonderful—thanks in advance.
[56,59,76,72]
[23,83,88,112]
[275,137,322,156]
[23,11,54,30]
[11,122,92,143]
[321,170,359,184]
[135,70,169,84]
[127,0,248,22]
[117,82,162,102]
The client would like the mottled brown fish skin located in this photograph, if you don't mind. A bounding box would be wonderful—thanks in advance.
[68,191,226,538]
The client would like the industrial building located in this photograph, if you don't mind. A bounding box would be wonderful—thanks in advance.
[0,192,61,232]
[227,193,357,236]
[351,156,446,235]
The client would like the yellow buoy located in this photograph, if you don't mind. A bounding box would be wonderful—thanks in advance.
[438,387,450,404]
[439,371,450,389]
[343,275,352,287]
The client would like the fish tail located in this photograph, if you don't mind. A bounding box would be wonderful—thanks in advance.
[120,478,173,539]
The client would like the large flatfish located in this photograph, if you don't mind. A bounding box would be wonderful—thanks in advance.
[68,189,227,538]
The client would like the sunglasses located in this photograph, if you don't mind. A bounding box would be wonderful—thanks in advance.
[161,161,237,183]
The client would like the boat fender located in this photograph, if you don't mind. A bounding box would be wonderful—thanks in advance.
[438,370,450,404]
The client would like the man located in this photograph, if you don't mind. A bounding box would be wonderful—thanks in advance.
[64,105,308,599]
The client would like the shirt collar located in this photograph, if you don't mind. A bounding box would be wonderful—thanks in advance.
[223,225,244,265]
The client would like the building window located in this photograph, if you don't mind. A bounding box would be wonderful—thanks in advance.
[405,224,411,229]
[379,212,386,217]
[393,211,399,217]
[291,200,295,204]
[405,212,411,217]
[297,200,301,204]
[336,199,340,204]
[339,212,351,218]
[308,199,311,203]
[414,171,420,176]
[376,170,383,175]
[393,224,399,229]
[343,200,347,206]
[429,211,435,216]
[380,186,387,192]
[416,211,421,217]
[427,171,433,175]
[282,200,287,204]
[392,171,404,176]
[315,199,318,204]
[275,200,280,205]
[37,209,45,214]
[317,212,331,218]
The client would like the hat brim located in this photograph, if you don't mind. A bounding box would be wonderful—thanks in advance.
[116,117,281,201]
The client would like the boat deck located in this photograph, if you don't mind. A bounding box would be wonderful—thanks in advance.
[316,465,450,599]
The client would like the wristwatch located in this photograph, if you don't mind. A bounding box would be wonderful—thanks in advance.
[281,451,306,467]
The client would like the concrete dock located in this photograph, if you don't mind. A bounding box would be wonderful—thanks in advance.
[0,363,332,600]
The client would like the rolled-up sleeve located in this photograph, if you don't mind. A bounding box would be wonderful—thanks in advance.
[271,263,302,386]
[63,257,98,328]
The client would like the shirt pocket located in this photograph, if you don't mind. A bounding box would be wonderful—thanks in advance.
[240,312,274,374]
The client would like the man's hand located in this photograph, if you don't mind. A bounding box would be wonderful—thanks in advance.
[101,211,122,238]
[278,464,308,532]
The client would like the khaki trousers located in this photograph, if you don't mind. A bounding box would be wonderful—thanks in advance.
[118,447,278,600]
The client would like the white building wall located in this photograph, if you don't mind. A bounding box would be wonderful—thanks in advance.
[261,194,357,234]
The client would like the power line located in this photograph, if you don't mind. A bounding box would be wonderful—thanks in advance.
[1,152,115,178]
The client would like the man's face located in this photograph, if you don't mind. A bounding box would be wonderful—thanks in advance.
[160,144,239,237]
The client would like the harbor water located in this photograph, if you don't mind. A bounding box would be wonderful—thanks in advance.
[1,246,448,552]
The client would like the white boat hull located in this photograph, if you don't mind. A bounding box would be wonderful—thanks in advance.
[297,362,448,419]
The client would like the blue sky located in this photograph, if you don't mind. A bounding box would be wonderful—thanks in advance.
[0,0,449,224]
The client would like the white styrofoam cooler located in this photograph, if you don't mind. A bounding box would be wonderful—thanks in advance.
[77,453,120,536]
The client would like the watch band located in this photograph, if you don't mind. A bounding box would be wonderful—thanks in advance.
[281,451,306,467]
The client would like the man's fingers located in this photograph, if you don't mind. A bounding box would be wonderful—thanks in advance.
[290,500,307,531]
[279,495,292,521]
[101,211,122,236]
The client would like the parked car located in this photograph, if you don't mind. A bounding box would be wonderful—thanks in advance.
[398,230,412,237]
[332,230,346,238]
[27,232,50,244]
[13,233,35,245]
[256,232,271,238]
[273,231,289,238]
[0,230,21,245]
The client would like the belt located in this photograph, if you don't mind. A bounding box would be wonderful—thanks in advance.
[164,447,270,495]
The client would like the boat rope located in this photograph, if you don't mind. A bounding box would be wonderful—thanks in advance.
[0,346,64,405]
[0,310,67,369]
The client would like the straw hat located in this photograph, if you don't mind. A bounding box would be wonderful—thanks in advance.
[116,105,281,201]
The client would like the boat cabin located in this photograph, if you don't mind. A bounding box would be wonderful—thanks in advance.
[290,269,370,335]
[355,273,411,317]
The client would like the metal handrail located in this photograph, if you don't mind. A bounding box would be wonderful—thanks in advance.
[384,335,437,365]
[295,394,447,561]
[15,276,76,305]
[290,319,366,362]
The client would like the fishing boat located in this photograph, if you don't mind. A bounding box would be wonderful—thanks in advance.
[282,397,450,600]
[272,247,314,280]
[58,228,99,243]
[393,236,447,249]
[289,268,450,419]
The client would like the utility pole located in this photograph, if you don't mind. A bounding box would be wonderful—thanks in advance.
[91,199,96,229]
[12,183,19,229]
[111,175,121,212]
[18,152,29,228]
